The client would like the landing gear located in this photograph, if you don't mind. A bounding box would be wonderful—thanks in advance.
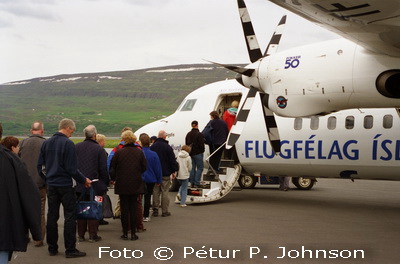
[238,175,257,189]
[292,177,316,190]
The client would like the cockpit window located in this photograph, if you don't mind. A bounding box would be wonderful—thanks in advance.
[180,99,197,111]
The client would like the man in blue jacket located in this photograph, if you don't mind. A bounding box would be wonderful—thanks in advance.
[139,133,162,222]
[38,118,91,258]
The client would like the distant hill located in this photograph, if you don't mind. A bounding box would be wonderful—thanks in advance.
[0,64,237,136]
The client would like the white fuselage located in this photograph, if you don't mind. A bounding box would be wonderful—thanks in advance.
[135,79,400,181]
[238,94,400,181]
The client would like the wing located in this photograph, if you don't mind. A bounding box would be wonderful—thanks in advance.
[268,0,400,57]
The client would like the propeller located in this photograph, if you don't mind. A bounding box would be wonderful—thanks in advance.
[223,0,286,154]
[237,0,262,63]
[226,87,281,153]
[204,59,254,77]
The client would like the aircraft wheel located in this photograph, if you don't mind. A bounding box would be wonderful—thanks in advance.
[292,177,315,190]
[238,175,257,189]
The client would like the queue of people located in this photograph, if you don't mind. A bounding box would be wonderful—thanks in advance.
[0,105,250,262]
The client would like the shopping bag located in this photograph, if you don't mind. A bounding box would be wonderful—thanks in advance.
[102,194,114,219]
[76,187,103,220]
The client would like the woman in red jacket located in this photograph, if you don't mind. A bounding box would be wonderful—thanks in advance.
[223,100,239,131]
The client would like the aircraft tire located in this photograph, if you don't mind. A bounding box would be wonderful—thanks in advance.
[238,175,257,189]
[292,177,315,190]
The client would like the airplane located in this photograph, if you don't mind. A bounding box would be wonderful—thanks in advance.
[211,0,400,153]
[134,79,400,204]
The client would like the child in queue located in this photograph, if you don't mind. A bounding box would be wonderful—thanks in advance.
[176,145,192,207]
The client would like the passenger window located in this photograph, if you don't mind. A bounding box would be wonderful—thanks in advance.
[383,115,393,129]
[327,116,336,130]
[345,116,354,129]
[180,99,197,111]
[310,116,319,130]
[294,118,302,130]
[364,115,373,129]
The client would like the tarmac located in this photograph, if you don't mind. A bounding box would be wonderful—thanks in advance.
[9,179,400,264]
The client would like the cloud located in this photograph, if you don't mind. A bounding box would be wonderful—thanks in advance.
[121,0,173,7]
[0,17,13,28]
[0,0,339,84]
[0,0,60,21]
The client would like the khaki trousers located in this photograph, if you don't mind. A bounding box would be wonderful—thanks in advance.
[152,176,171,214]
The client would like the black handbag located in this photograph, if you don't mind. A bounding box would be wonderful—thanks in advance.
[102,194,114,219]
[76,187,103,220]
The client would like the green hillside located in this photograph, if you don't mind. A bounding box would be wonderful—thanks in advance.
[0,64,236,136]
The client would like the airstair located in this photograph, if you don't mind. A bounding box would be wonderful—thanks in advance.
[175,143,242,204]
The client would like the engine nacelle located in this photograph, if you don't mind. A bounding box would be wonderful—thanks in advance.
[376,70,400,98]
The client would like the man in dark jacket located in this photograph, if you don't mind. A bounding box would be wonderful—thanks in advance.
[0,123,41,263]
[185,120,205,187]
[18,121,46,247]
[37,118,91,258]
[150,130,179,217]
[208,111,229,173]
[75,125,109,243]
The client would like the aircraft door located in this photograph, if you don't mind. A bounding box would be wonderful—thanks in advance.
[215,94,242,118]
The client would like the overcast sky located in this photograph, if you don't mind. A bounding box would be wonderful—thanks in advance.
[0,0,339,84]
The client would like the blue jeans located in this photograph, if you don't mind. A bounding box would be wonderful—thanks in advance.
[47,186,77,254]
[178,179,188,205]
[0,251,9,264]
[190,153,204,186]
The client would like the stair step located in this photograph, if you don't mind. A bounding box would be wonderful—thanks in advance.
[219,159,235,168]
[203,173,219,182]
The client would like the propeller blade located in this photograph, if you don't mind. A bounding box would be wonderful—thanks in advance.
[226,87,258,149]
[237,0,263,63]
[205,60,255,77]
[259,93,281,154]
[226,87,281,154]
[264,15,287,57]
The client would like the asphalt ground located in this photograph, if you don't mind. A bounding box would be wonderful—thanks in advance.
[9,179,400,264]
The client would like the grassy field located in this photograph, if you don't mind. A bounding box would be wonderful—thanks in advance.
[0,64,236,137]
[13,137,121,149]
[70,138,121,148]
